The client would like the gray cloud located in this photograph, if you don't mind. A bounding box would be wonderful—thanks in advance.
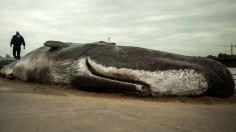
[0,0,236,57]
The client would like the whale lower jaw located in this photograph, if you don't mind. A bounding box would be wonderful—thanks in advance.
[71,58,208,96]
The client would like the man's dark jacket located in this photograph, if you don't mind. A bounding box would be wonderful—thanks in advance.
[10,35,25,47]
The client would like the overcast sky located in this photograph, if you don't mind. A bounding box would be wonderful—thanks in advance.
[0,0,236,57]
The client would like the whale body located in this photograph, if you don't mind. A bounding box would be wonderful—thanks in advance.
[1,41,234,97]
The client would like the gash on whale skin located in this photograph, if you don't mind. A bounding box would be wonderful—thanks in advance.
[0,41,234,98]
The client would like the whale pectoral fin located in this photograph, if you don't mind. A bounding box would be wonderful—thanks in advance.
[44,41,69,48]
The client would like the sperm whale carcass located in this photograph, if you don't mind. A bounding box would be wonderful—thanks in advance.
[0,41,234,97]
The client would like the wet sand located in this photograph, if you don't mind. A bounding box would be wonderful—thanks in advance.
[0,77,236,131]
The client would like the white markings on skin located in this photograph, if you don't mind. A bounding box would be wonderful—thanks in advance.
[0,66,13,78]
[87,58,208,96]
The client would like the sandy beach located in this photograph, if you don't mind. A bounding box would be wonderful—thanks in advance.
[0,77,236,131]
[0,77,235,104]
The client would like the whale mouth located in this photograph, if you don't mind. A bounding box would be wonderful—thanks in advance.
[85,58,151,96]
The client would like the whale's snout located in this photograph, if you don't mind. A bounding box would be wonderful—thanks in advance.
[197,58,235,98]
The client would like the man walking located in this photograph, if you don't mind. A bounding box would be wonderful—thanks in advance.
[10,31,25,60]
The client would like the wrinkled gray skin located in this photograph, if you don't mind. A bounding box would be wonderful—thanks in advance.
[0,41,234,98]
